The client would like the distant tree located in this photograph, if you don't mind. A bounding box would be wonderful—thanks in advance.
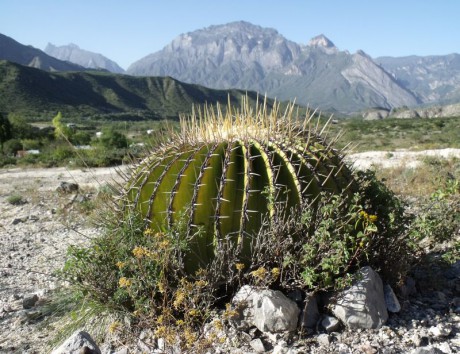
[70,131,91,146]
[0,113,13,151]
[8,113,38,140]
[98,128,128,149]
[3,138,22,156]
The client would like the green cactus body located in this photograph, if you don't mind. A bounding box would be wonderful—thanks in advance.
[125,104,357,272]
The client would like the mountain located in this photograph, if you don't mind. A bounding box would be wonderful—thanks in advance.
[45,43,125,73]
[0,33,85,72]
[0,60,275,121]
[376,54,460,105]
[127,21,420,114]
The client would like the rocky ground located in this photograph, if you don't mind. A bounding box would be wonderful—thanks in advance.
[0,150,459,353]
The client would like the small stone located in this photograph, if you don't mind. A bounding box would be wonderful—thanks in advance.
[272,342,289,354]
[429,324,452,338]
[24,309,42,321]
[22,294,39,309]
[51,330,101,354]
[300,292,319,328]
[157,338,165,351]
[321,315,341,333]
[384,284,401,313]
[410,347,445,354]
[12,217,26,225]
[113,349,128,354]
[317,333,331,346]
[249,338,266,353]
[56,181,79,194]
[28,214,39,222]
[360,342,378,354]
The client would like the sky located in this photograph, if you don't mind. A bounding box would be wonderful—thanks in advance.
[1,0,459,70]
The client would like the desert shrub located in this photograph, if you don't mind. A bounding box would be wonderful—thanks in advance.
[409,177,460,263]
[70,131,92,146]
[2,138,22,156]
[7,193,25,205]
[21,138,41,150]
[0,155,16,167]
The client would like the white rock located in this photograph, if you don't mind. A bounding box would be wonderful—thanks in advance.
[321,315,341,333]
[250,338,266,353]
[51,330,101,354]
[253,289,300,333]
[332,266,388,329]
[317,333,331,346]
[231,285,258,330]
[429,324,452,338]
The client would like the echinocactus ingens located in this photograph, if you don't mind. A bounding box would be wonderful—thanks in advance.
[123,98,356,272]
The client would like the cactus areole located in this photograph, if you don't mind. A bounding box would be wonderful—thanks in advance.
[123,100,357,272]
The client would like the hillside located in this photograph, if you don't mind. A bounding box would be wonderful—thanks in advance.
[0,60,276,121]
[127,21,420,114]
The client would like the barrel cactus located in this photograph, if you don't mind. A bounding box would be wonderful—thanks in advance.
[123,100,357,272]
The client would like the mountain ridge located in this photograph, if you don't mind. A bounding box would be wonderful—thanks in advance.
[126,21,420,114]
[44,43,125,73]
[0,33,86,72]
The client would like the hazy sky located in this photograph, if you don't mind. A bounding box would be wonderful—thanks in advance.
[1,0,459,69]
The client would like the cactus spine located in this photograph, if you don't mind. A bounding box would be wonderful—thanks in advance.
[124,99,356,272]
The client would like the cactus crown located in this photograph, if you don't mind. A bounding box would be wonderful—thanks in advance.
[123,98,356,271]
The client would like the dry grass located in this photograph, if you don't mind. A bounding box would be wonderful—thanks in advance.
[373,156,460,197]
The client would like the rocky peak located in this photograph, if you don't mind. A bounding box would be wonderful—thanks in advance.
[44,42,124,73]
[159,21,301,71]
[308,34,336,49]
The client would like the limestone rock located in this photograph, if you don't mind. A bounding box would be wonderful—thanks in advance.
[253,289,300,333]
[231,285,258,330]
[51,331,101,354]
[429,324,452,338]
[332,266,388,329]
[250,338,267,353]
[317,333,331,346]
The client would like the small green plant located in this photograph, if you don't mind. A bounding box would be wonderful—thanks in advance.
[7,193,25,205]
[409,177,460,261]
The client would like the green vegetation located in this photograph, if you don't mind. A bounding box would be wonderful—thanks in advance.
[58,101,418,352]
[330,116,460,151]
[0,111,144,168]
[0,60,291,122]
[0,112,12,150]
[6,193,25,205]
